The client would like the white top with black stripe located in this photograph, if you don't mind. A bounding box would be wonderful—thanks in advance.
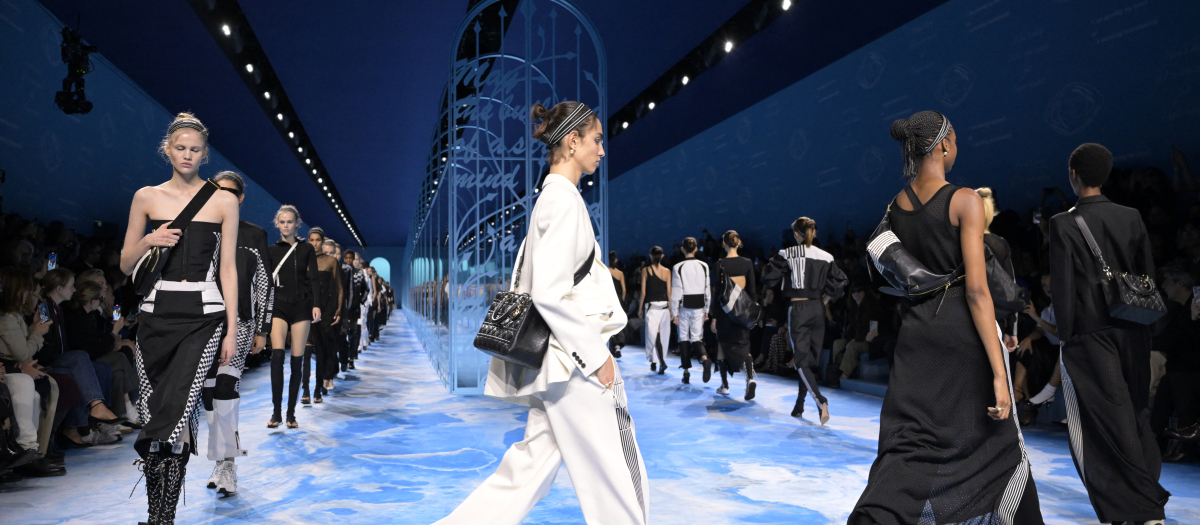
[670,258,710,316]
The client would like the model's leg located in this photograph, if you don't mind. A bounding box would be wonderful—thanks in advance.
[269,318,289,426]
[435,398,563,525]
[545,366,649,525]
[287,321,311,427]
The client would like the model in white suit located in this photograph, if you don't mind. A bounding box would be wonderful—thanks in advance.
[438,104,647,525]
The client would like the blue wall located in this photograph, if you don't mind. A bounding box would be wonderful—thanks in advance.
[610,0,1200,257]
[0,0,281,236]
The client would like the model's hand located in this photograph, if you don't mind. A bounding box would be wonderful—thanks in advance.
[638,305,644,319]
[710,319,718,334]
[595,356,615,389]
[312,307,322,323]
[1003,335,1019,352]
[252,334,266,354]
[219,333,237,366]
[145,225,182,248]
[671,316,678,325]
[989,377,1012,420]
[332,314,341,326]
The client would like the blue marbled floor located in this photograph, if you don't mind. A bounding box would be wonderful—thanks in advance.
[3,317,1199,524]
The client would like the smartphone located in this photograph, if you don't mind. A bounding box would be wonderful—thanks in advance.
[112,305,121,322]
[38,303,48,323]
[47,252,57,271]
[1193,286,1200,303]
[869,320,879,332]
[1033,211,1042,224]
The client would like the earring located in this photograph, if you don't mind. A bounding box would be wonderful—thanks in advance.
[943,150,948,157]
[570,149,575,156]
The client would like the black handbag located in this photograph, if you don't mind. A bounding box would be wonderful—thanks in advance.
[473,240,596,369]
[132,180,220,296]
[718,259,762,328]
[1070,208,1167,325]
[867,206,1026,316]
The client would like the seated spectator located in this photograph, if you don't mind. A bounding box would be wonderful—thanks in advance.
[825,282,880,388]
[0,365,62,477]
[1152,271,1200,462]
[64,280,139,425]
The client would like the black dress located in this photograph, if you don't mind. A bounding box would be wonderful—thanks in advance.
[135,220,226,452]
[311,257,342,382]
[710,256,757,372]
[850,184,1042,524]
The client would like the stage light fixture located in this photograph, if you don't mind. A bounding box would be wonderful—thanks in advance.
[725,41,734,52]
[622,122,628,129]
[54,27,98,115]
[221,25,231,36]
[245,64,254,73]
[782,0,792,10]
[682,75,689,85]
[648,102,656,110]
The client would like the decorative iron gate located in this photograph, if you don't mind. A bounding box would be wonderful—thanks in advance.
[402,0,608,393]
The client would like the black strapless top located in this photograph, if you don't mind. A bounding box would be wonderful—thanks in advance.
[150,220,222,282]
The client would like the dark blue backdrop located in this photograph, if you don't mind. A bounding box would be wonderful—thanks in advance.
[609,0,1200,258]
[0,0,281,237]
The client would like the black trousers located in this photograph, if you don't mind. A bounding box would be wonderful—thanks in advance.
[1061,327,1170,523]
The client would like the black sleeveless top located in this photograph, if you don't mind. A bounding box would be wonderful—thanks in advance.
[612,275,623,301]
[316,262,339,314]
[889,184,962,276]
[644,267,669,303]
[151,220,222,282]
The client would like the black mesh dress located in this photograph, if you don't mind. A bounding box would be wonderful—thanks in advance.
[849,184,1043,524]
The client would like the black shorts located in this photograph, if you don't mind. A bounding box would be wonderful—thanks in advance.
[273,297,313,325]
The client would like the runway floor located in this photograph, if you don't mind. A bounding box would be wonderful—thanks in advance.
[3,316,1199,524]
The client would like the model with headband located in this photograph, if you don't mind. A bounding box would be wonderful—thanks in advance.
[437,101,649,525]
[119,113,242,524]
[849,111,1043,523]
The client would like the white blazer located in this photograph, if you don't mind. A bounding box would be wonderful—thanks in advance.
[484,174,627,405]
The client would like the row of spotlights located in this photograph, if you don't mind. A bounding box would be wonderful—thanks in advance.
[225,22,359,244]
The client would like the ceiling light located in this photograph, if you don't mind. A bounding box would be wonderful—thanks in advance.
[297,147,303,153]
[288,132,294,138]
[782,0,792,10]
[622,122,628,129]
[312,170,318,175]
[327,192,332,197]
[682,76,690,85]
[306,159,311,165]
[246,64,255,73]
[441,156,447,162]
[587,180,593,186]
[317,177,323,183]
[276,113,283,120]
[221,25,231,36]
[263,91,271,99]
[648,102,656,110]
[323,186,327,190]
[725,41,734,52]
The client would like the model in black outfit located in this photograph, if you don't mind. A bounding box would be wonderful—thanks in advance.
[1049,143,1169,524]
[267,205,320,429]
[308,233,343,401]
[336,244,355,371]
[342,249,366,369]
[850,111,1042,524]
[709,231,758,399]
[119,113,241,525]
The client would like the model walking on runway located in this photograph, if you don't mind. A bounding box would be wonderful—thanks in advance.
[850,111,1042,524]
[671,237,711,384]
[639,246,671,375]
[266,205,319,429]
[709,231,758,400]
[762,217,846,423]
[201,171,272,497]
[300,227,341,403]
[609,251,627,358]
[437,100,648,525]
[1049,143,1169,524]
[119,113,241,525]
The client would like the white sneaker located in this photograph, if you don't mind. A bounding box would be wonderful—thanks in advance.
[716,385,730,395]
[80,429,119,445]
[207,460,225,489]
[96,422,131,435]
[216,461,238,496]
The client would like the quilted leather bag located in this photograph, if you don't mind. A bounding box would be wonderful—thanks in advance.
[1070,209,1167,325]
[718,260,762,328]
[473,239,595,369]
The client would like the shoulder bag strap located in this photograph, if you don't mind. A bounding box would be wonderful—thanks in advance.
[169,179,220,232]
[509,238,528,291]
[1069,207,1112,279]
[272,242,299,287]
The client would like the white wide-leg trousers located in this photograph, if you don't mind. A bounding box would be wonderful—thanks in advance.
[644,301,670,367]
[437,366,649,525]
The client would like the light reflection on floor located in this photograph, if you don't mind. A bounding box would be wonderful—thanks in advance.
[2,316,1198,524]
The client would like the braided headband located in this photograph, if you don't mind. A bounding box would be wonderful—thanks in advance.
[543,103,594,147]
[168,118,208,138]
[922,112,951,154]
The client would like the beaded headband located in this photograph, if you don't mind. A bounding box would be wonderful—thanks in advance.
[543,103,594,147]
[167,118,208,138]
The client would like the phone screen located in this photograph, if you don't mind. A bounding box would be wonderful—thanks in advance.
[869,320,879,332]
[47,252,57,271]
[38,303,48,322]
[1193,286,1200,303]
[112,305,121,322]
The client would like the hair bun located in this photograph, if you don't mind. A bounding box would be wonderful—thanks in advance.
[889,119,909,141]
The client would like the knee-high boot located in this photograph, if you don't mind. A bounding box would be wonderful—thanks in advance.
[158,443,190,525]
[287,355,302,421]
[270,349,284,420]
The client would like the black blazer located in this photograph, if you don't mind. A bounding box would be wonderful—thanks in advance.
[1049,195,1154,341]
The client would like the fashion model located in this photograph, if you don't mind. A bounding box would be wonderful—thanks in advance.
[709,231,758,400]
[850,111,1042,524]
[639,246,671,375]
[119,113,241,525]
[203,171,273,497]
[670,237,711,384]
[762,217,846,423]
[301,227,341,403]
[266,205,319,429]
[1049,143,1169,524]
[436,100,647,525]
